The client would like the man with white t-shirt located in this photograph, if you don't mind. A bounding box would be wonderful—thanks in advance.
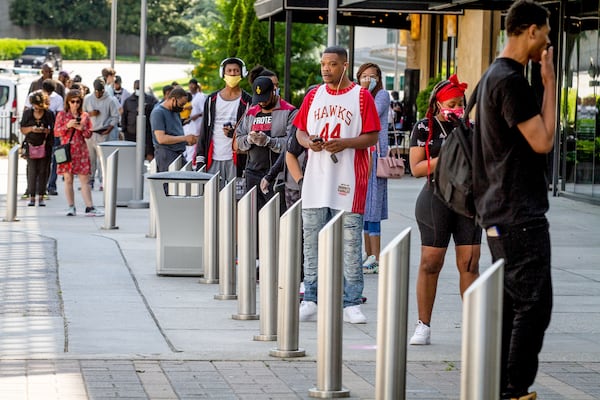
[294,46,380,324]
[194,57,251,182]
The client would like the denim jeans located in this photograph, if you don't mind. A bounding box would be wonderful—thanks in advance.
[47,136,61,191]
[486,217,553,396]
[302,208,364,307]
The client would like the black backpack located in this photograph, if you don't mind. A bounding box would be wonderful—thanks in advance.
[433,86,478,219]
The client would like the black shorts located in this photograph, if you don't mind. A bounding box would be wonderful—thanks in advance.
[415,183,482,247]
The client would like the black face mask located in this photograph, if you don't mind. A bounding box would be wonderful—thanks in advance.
[171,99,184,113]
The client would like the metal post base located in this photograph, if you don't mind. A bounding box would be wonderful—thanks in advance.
[214,294,237,300]
[127,199,150,209]
[269,348,306,358]
[198,278,219,284]
[308,388,350,398]
[232,313,259,320]
[101,225,119,230]
[253,334,277,341]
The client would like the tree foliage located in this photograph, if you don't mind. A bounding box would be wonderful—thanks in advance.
[117,0,193,55]
[190,0,325,102]
[9,0,110,37]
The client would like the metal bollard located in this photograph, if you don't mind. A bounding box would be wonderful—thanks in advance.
[102,150,119,230]
[179,160,193,196]
[309,211,349,398]
[199,171,219,284]
[3,145,20,222]
[375,227,411,400]
[146,159,157,238]
[270,199,305,358]
[254,193,279,341]
[167,155,183,195]
[460,259,504,400]
[232,186,258,320]
[214,178,237,300]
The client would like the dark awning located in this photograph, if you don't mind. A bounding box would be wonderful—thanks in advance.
[254,0,516,28]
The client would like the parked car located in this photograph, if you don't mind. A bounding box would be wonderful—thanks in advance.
[14,45,62,70]
[0,76,19,142]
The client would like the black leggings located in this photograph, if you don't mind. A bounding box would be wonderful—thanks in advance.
[27,157,50,196]
[415,183,482,247]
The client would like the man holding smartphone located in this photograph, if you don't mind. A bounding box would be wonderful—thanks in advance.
[294,46,380,324]
[82,78,120,190]
[236,75,297,212]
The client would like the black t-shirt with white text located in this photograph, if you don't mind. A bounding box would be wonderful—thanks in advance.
[246,111,277,173]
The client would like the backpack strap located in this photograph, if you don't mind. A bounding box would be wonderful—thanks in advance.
[464,82,479,121]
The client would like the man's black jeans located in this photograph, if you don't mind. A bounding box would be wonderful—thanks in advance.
[486,217,553,397]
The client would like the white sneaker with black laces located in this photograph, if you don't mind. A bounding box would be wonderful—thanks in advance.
[343,305,367,324]
[299,301,317,322]
[409,320,431,345]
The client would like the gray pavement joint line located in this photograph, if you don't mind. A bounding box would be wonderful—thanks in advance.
[95,234,182,353]
[44,232,70,354]
[553,266,600,283]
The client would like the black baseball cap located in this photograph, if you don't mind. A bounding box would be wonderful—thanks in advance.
[252,76,274,104]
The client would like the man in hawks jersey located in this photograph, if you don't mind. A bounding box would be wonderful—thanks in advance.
[294,46,381,324]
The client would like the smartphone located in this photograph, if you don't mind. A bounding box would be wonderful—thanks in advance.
[76,117,81,123]
[311,137,324,143]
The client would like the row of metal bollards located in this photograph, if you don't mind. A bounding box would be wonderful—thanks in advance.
[1,147,505,399]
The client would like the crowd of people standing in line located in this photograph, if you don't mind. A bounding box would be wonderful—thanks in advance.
[20,3,555,395]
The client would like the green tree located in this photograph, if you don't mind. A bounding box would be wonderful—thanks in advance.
[227,0,244,56]
[190,0,325,100]
[117,0,193,55]
[9,0,110,37]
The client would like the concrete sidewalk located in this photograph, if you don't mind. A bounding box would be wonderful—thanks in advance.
[0,156,599,399]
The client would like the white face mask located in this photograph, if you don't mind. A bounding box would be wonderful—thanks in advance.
[135,89,141,96]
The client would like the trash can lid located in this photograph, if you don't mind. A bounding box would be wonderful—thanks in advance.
[99,141,137,147]
[147,171,215,181]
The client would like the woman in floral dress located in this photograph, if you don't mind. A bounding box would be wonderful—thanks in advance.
[54,90,103,217]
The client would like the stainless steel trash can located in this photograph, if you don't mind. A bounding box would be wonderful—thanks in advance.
[97,141,137,206]
[147,170,214,276]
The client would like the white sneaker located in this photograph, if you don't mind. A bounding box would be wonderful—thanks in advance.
[409,320,431,345]
[363,255,377,267]
[299,281,305,295]
[343,305,367,324]
[66,206,76,216]
[299,301,317,322]
[85,207,104,217]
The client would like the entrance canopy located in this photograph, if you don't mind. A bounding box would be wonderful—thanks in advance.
[254,0,515,28]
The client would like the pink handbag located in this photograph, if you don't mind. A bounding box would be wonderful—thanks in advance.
[28,142,46,159]
[376,149,405,178]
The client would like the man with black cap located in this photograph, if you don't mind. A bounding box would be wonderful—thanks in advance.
[113,75,130,107]
[235,75,297,211]
[82,77,120,190]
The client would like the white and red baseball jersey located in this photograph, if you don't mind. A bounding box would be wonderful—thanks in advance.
[294,83,380,214]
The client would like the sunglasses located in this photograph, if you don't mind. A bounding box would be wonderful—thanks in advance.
[69,100,81,104]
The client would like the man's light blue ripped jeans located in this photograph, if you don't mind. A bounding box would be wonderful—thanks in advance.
[301,207,364,307]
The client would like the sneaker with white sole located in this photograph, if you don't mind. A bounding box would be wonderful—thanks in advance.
[409,320,431,345]
[343,305,367,324]
[363,262,379,274]
[299,301,317,322]
[66,206,76,216]
[85,206,104,217]
[363,255,377,267]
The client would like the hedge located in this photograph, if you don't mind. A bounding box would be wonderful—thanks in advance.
[0,39,107,61]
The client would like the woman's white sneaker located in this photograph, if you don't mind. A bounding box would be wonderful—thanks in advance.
[299,301,317,322]
[409,320,431,345]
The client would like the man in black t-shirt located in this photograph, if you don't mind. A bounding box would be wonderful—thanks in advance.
[472,1,556,399]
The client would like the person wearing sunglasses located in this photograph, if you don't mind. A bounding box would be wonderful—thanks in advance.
[55,90,103,217]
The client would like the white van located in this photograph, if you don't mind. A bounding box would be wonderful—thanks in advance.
[0,76,19,142]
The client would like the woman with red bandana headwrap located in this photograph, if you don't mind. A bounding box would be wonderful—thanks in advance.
[408,74,482,345]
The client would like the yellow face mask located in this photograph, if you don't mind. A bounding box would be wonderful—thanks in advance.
[223,75,242,88]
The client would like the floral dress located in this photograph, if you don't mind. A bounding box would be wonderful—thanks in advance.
[55,111,92,175]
